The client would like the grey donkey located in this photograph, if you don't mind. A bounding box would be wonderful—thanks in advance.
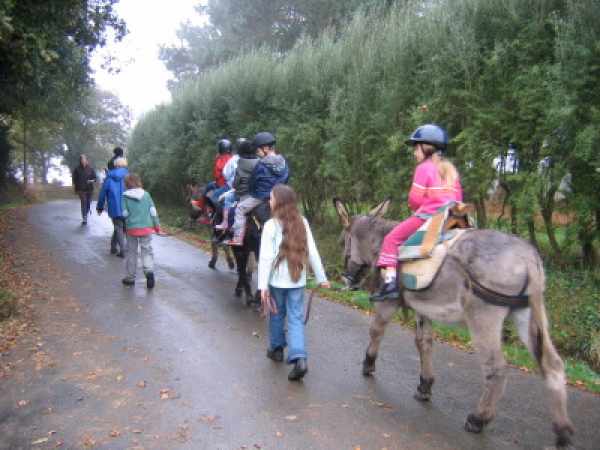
[334,198,574,449]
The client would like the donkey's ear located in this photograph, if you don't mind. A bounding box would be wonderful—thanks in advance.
[368,198,391,218]
[333,198,351,229]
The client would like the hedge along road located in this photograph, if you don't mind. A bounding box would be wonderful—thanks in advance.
[0,199,599,450]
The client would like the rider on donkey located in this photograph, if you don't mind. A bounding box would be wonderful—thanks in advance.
[226,132,289,246]
[370,124,463,301]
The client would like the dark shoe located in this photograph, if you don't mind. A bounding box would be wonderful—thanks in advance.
[146,272,155,289]
[122,277,135,286]
[116,252,125,258]
[370,281,400,302]
[267,347,284,362]
[288,358,308,381]
[110,248,118,255]
[81,220,87,226]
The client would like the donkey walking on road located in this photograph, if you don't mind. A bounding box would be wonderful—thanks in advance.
[334,198,574,449]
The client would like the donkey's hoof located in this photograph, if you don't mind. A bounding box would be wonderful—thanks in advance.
[553,423,575,449]
[414,376,434,402]
[208,260,217,269]
[464,414,490,434]
[362,354,376,376]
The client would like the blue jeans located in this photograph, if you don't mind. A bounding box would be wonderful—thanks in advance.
[268,286,307,363]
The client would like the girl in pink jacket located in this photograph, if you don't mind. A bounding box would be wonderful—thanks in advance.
[372,124,462,301]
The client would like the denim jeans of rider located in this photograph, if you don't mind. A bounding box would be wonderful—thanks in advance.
[268,286,307,363]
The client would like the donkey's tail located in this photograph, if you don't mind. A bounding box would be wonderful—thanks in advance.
[527,255,558,376]
[527,255,574,442]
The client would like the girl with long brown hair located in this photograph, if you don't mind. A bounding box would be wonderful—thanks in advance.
[258,184,330,381]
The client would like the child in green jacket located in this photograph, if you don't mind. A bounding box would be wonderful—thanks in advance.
[121,174,161,288]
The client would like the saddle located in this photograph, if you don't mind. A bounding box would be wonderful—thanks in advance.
[398,202,475,291]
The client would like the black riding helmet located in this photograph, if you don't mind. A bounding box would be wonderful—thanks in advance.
[252,131,276,149]
[237,138,254,156]
[217,138,232,154]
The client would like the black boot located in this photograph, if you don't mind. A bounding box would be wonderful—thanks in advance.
[146,272,155,289]
[288,358,308,381]
[370,281,400,302]
[266,347,283,362]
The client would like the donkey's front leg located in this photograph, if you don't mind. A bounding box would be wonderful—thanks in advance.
[414,314,435,401]
[363,300,399,376]
[464,310,508,433]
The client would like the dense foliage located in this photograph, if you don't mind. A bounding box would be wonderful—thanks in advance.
[131,0,599,265]
[0,0,127,185]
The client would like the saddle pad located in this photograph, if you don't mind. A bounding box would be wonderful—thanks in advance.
[401,229,469,291]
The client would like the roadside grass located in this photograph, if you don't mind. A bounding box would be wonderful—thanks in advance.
[156,199,600,394]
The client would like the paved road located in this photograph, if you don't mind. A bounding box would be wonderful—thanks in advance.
[0,200,599,449]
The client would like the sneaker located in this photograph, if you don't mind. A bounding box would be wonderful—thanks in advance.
[266,347,284,362]
[82,220,87,226]
[369,281,400,302]
[110,248,118,255]
[146,272,155,289]
[288,358,308,381]
[122,277,135,286]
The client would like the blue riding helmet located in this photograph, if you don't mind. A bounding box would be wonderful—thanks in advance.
[406,124,449,150]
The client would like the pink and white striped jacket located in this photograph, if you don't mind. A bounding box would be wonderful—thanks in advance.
[408,159,463,216]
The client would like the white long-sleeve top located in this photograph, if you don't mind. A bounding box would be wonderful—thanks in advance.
[222,154,240,188]
[258,217,328,290]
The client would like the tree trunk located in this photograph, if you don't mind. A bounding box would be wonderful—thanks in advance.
[22,121,27,185]
[41,152,49,185]
[510,200,518,234]
[540,185,561,258]
[527,217,539,250]
[475,194,487,228]
[580,235,597,268]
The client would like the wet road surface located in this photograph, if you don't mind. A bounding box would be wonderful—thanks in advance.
[0,200,599,449]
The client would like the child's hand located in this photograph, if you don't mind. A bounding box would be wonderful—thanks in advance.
[318,281,331,289]
[260,289,277,316]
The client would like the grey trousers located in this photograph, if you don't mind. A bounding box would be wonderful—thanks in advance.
[111,218,127,254]
[77,191,92,220]
[232,196,262,238]
[125,235,154,279]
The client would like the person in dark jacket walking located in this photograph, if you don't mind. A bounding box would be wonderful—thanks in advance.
[97,157,129,256]
[107,147,124,170]
[72,154,97,225]
[226,132,289,245]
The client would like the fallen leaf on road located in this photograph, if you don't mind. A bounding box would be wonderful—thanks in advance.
[137,380,146,388]
[159,389,170,400]
[284,415,298,421]
[116,375,124,382]
[341,403,349,408]
[17,399,29,407]
[132,429,143,434]
[109,430,120,437]
[31,437,49,445]
[199,415,219,424]
[275,431,283,437]
[383,433,391,438]
[252,331,260,338]
[54,441,64,448]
